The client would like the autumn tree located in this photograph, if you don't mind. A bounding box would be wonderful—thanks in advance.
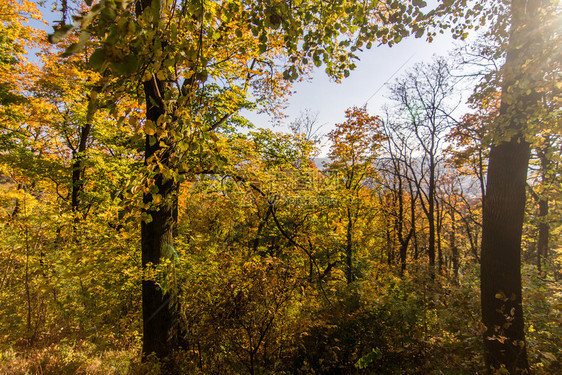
[523,44,561,276]
[526,131,561,275]
[30,43,104,218]
[479,0,559,373]
[327,106,384,283]
[0,0,42,149]
[388,58,460,274]
[0,1,148,352]
[379,119,420,274]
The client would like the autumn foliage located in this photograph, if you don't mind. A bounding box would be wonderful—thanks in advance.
[0,0,560,374]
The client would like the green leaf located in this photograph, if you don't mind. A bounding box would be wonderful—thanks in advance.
[89,48,107,70]
[48,24,74,44]
[61,31,91,57]
[355,348,381,369]
[151,0,161,21]
[122,54,139,73]
[196,70,208,82]
[415,27,425,38]
[110,55,138,75]
[412,0,427,7]
[62,43,82,56]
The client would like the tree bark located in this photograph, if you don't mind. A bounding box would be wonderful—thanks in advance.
[140,73,180,362]
[71,96,97,217]
[535,147,550,275]
[427,158,436,273]
[386,225,394,266]
[450,210,459,283]
[408,179,419,260]
[480,136,530,374]
[480,0,543,373]
[71,123,91,214]
[436,197,443,273]
[141,144,177,361]
[536,197,548,274]
[397,180,414,275]
[346,206,354,283]
[136,0,180,362]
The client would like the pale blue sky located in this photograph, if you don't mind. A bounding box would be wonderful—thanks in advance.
[245,31,463,135]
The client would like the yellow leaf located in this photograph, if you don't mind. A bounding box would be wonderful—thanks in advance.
[144,120,156,135]
[156,70,167,80]
[495,291,506,300]
[143,71,153,82]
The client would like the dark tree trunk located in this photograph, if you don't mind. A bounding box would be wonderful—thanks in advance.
[463,217,479,263]
[407,179,419,260]
[477,148,486,205]
[399,228,413,275]
[140,75,180,361]
[536,198,549,274]
[436,198,443,273]
[528,151,550,275]
[480,0,543,373]
[383,191,395,267]
[450,210,459,283]
[535,148,550,274]
[386,225,393,266]
[427,161,436,273]
[346,207,354,283]
[71,95,97,217]
[71,123,91,214]
[480,136,530,375]
[395,176,413,275]
[136,0,180,362]
[141,75,178,359]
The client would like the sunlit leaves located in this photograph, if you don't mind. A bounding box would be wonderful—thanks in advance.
[328,106,385,180]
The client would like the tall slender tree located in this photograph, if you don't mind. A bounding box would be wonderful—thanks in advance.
[327,106,384,283]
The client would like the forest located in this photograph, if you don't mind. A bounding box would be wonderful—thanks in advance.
[0,0,560,374]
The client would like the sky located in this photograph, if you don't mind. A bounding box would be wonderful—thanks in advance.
[242,31,468,154]
[242,33,467,131]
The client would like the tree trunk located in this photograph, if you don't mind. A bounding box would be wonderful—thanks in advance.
[450,210,459,283]
[71,123,91,214]
[407,179,419,260]
[480,135,530,375]
[436,198,443,273]
[399,228,413,275]
[71,96,97,217]
[346,207,354,283]
[395,177,412,275]
[480,0,543,373]
[535,148,550,274]
[136,0,180,362]
[536,197,548,274]
[463,217,479,263]
[140,77,179,360]
[387,225,394,266]
[428,160,436,274]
